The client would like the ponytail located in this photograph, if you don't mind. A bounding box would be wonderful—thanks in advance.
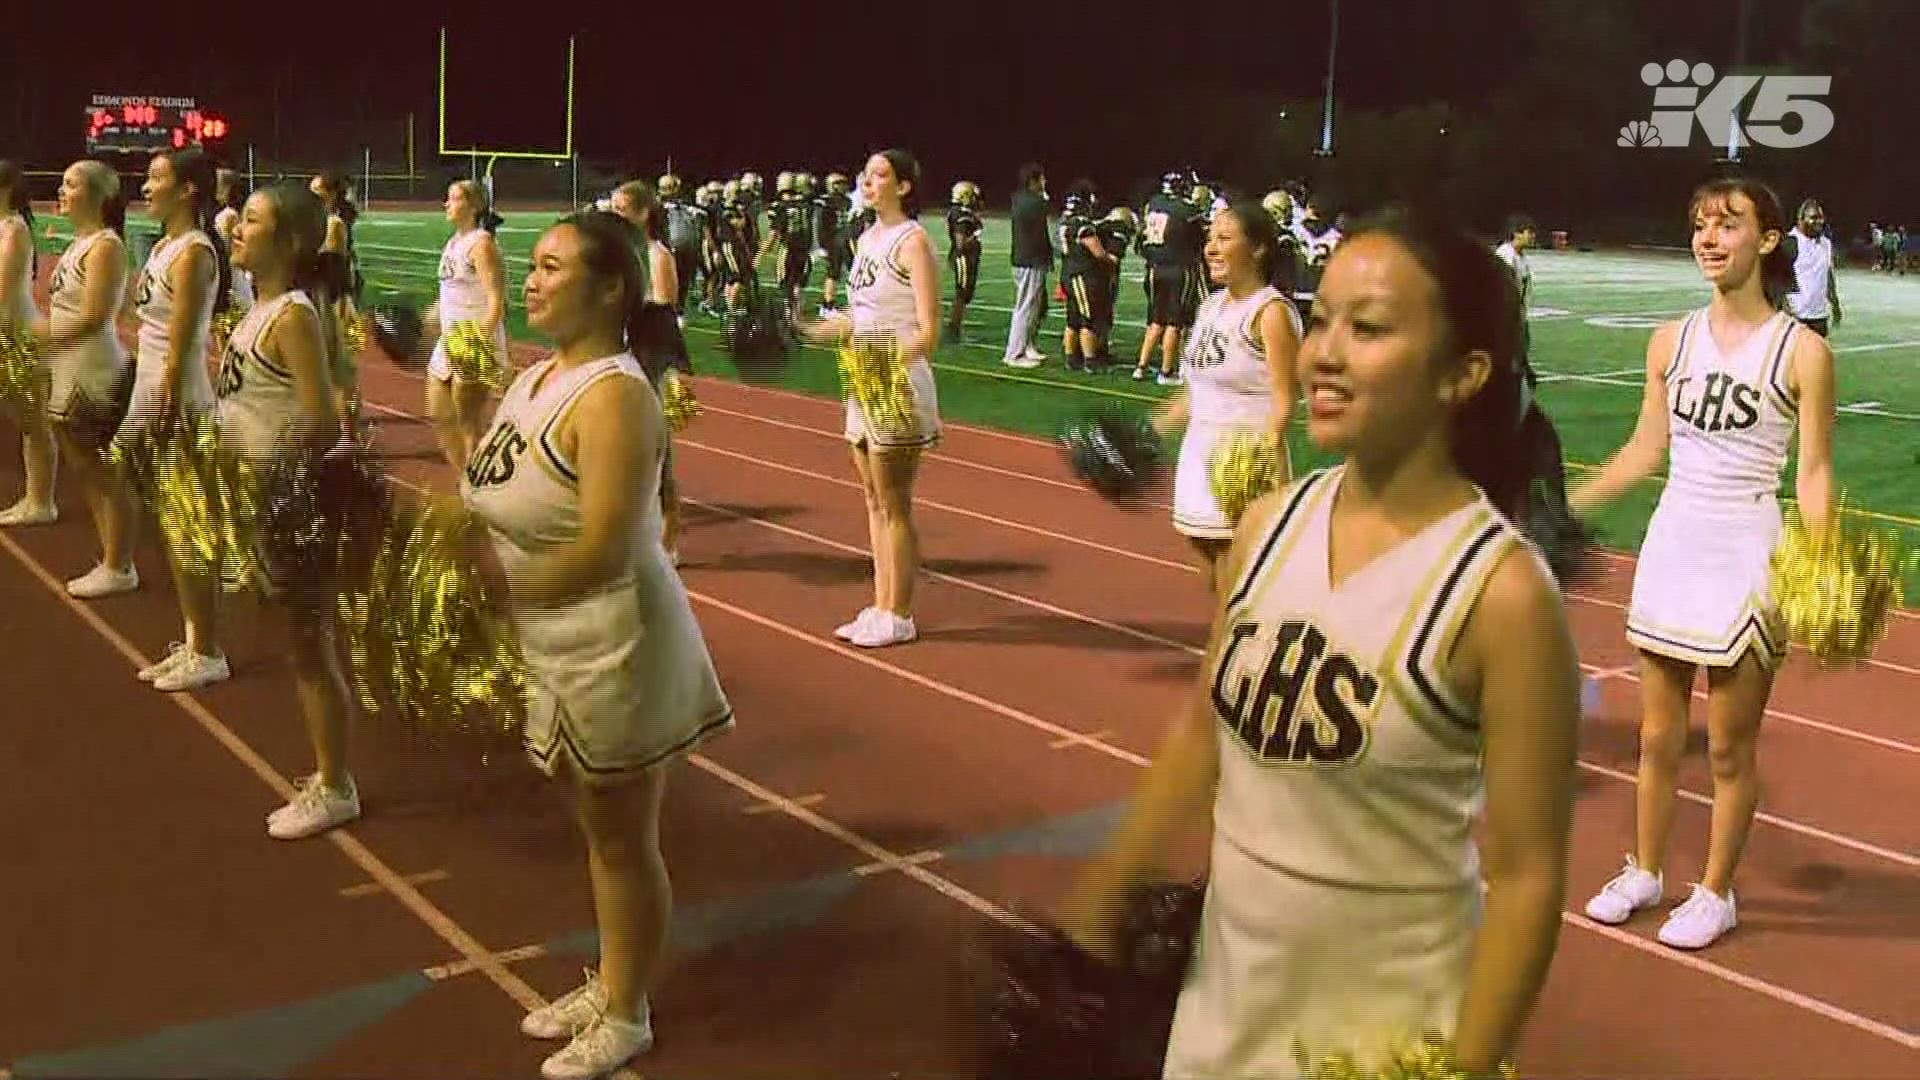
[165,148,233,316]
[103,190,128,236]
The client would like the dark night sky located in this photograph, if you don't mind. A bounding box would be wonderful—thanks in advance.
[7,0,1813,185]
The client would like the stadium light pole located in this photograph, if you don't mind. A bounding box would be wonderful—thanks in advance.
[1315,0,1339,158]
[1723,0,1754,165]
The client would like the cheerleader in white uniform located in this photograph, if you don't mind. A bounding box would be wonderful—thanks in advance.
[309,172,362,442]
[101,148,234,697]
[33,161,131,571]
[1572,178,1835,951]
[1062,209,1579,1079]
[220,180,362,840]
[610,178,690,563]
[801,150,942,649]
[214,168,254,313]
[425,179,508,472]
[1154,200,1301,596]
[465,211,731,1080]
[0,159,56,525]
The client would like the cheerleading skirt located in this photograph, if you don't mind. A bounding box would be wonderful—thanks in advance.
[844,357,941,452]
[46,337,130,427]
[426,319,509,384]
[113,354,214,451]
[1626,491,1787,670]
[1162,835,1480,1080]
[516,552,734,786]
[1173,418,1265,541]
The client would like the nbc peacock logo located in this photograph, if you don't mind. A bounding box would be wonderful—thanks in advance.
[1617,121,1662,148]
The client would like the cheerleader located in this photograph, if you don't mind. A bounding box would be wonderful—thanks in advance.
[424,179,507,472]
[308,171,362,440]
[0,159,55,526]
[463,210,731,1080]
[31,162,131,575]
[1154,200,1301,596]
[220,180,362,840]
[214,168,254,312]
[1572,178,1835,951]
[1061,207,1579,1079]
[105,149,235,696]
[799,150,942,649]
[611,179,691,564]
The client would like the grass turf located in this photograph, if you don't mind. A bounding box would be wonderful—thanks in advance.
[37,211,1920,591]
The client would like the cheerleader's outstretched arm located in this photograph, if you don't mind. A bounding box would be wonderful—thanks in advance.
[1569,320,1676,516]
[1789,331,1837,533]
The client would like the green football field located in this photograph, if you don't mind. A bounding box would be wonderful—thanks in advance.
[40,209,1920,585]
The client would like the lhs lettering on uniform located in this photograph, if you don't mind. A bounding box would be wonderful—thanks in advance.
[1186,326,1229,370]
[1670,371,1760,433]
[1210,618,1380,765]
[846,254,879,292]
[464,422,528,489]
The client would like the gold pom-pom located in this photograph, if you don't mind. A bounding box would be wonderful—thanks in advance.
[658,369,701,433]
[0,323,45,411]
[444,319,506,391]
[343,315,368,357]
[1294,1033,1519,1080]
[1208,429,1289,526]
[334,499,528,749]
[1770,497,1914,664]
[111,415,248,580]
[837,334,915,438]
[210,309,241,352]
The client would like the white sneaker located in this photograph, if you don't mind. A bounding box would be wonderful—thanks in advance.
[153,651,230,693]
[0,500,57,526]
[67,563,139,599]
[522,970,608,1040]
[834,606,880,641]
[139,642,191,682]
[1584,856,1664,924]
[1657,884,1737,949]
[851,610,918,649]
[540,1004,654,1080]
[1156,371,1185,387]
[1003,354,1042,370]
[266,774,361,840]
[1022,347,1046,361]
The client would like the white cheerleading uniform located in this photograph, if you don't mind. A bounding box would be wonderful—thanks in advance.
[44,229,131,424]
[215,289,315,460]
[214,207,253,311]
[843,217,941,449]
[462,352,733,782]
[1173,285,1296,540]
[0,214,38,330]
[1784,229,1833,323]
[1164,467,1531,1080]
[1627,309,1800,669]
[427,228,507,383]
[120,229,218,446]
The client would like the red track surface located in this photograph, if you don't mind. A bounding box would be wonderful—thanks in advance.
[2,320,1916,1077]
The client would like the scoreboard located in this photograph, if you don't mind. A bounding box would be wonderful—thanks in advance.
[84,95,231,155]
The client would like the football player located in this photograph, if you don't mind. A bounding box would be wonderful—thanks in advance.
[715,180,758,312]
[661,174,707,318]
[1133,170,1206,384]
[945,180,984,340]
[1261,189,1303,298]
[1057,183,1114,372]
[1290,195,1342,318]
[764,172,815,321]
[1097,206,1138,362]
[817,172,854,315]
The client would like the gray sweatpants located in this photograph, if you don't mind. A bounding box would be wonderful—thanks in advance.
[1002,266,1048,362]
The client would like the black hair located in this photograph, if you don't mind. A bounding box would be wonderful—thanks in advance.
[1689,176,1795,308]
[1339,204,1565,526]
[1217,198,1283,284]
[612,179,666,245]
[0,159,34,278]
[217,168,246,213]
[249,180,352,403]
[315,171,359,226]
[160,147,233,317]
[876,149,922,219]
[555,209,651,354]
[1504,213,1537,240]
[1016,162,1045,193]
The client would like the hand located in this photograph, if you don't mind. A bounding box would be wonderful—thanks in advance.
[155,382,178,431]
[797,313,851,346]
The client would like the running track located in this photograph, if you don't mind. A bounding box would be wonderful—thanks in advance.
[2,335,1916,1079]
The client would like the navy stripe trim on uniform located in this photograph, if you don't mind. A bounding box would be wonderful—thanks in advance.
[1625,610,1781,665]
[1225,468,1331,610]
[536,363,627,485]
[1663,312,1698,383]
[1405,519,1506,730]
[1763,318,1798,416]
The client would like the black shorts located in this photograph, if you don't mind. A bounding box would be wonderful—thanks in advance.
[1146,264,1194,327]
[1064,272,1113,333]
[826,242,853,280]
[950,245,981,304]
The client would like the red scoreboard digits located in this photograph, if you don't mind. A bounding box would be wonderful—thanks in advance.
[84,95,231,155]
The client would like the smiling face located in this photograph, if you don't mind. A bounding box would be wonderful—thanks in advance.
[59,165,97,220]
[523,223,621,342]
[1296,233,1487,460]
[1691,190,1778,291]
[1203,208,1263,289]
[227,191,280,274]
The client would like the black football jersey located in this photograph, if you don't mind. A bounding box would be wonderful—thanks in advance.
[1138,193,1203,268]
[947,205,983,251]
